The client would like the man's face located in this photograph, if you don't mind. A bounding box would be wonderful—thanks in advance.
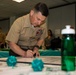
[30,10,46,27]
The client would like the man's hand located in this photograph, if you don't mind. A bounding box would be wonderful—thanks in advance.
[33,47,40,57]
[26,50,33,58]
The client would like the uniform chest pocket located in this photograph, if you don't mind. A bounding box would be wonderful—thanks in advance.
[35,29,43,40]
[19,28,31,41]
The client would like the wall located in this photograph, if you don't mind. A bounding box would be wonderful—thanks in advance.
[0,4,75,36]
[48,4,75,37]
[0,19,10,33]
[10,16,16,27]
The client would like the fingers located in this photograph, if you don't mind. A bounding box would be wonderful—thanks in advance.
[25,50,40,58]
[26,50,33,58]
[33,51,40,57]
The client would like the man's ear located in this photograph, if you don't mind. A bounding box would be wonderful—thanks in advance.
[30,10,34,16]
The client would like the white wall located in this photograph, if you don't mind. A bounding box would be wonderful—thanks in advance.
[48,4,75,37]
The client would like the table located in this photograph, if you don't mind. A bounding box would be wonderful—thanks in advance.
[0,48,10,51]
[39,49,61,56]
[0,51,9,58]
[0,49,61,58]
[0,56,76,75]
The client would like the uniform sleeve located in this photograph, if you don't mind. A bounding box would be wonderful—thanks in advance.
[6,18,22,43]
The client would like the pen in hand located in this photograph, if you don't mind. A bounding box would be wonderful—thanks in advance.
[33,53,36,58]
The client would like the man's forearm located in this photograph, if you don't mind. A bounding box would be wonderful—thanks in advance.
[37,39,44,47]
[8,41,26,57]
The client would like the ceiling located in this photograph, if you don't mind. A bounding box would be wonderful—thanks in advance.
[0,0,76,20]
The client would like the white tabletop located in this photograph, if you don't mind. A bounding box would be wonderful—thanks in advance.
[0,56,76,75]
[0,56,61,65]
